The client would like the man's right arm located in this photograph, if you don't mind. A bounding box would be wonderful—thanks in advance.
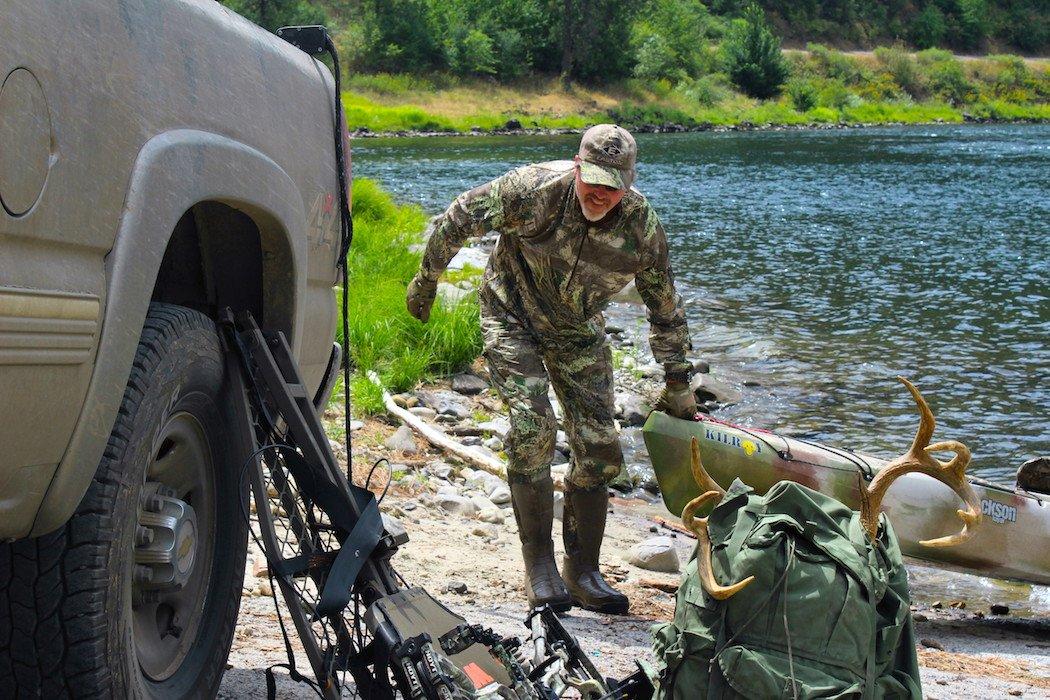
[417,177,506,283]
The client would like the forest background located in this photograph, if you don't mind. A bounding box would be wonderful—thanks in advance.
[220,0,1049,130]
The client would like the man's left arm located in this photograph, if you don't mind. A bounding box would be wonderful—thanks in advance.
[634,206,697,418]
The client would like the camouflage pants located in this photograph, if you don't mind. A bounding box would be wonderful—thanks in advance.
[481,304,623,489]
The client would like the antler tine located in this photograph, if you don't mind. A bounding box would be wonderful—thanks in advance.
[919,440,982,547]
[690,436,724,496]
[682,492,755,600]
[899,375,935,457]
[859,379,982,546]
[681,437,752,599]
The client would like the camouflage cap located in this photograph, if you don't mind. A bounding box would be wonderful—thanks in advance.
[577,124,637,190]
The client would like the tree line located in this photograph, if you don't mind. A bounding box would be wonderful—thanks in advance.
[221,0,1046,87]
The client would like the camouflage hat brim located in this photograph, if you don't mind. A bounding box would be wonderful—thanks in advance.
[579,161,626,190]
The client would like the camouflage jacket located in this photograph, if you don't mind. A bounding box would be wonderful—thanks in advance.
[418,160,692,378]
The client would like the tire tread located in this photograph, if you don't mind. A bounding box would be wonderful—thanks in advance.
[0,303,234,698]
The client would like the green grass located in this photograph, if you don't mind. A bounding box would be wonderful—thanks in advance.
[342,93,591,133]
[342,179,483,414]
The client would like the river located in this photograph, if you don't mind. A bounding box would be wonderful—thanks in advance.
[352,125,1049,484]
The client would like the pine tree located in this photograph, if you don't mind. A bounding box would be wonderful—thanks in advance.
[722,4,789,99]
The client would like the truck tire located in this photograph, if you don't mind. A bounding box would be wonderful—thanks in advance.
[0,303,248,698]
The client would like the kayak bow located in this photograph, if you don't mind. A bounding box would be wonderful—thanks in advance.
[643,410,1050,586]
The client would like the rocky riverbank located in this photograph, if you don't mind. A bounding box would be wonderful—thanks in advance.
[349,114,1044,140]
[220,396,1050,698]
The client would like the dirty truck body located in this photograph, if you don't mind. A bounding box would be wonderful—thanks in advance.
[1,1,341,695]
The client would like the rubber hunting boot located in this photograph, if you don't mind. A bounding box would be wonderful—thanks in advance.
[510,476,573,612]
[562,483,629,614]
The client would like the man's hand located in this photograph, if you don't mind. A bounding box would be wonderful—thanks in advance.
[406,276,438,323]
[656,381,697,420]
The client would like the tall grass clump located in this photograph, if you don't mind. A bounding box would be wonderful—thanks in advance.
[342,179,482,414]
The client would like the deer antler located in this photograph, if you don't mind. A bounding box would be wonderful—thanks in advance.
[681,437,755,599]
[859,377,982,546]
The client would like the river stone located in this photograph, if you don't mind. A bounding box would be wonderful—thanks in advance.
[448,245,489,271]
[692,359,710,374]
[385,425,418,454]
[483,436,504,452]
[471,494,498,512]
[616,393,649,427]
[437,282,473,305]
[435,482,460,497]
[690,374,742,404]
[350,420,365,431]
[629,536,680,573]
[472,524,498,539]
[479,507,506,524]
[478,417,510,439]
[426,461,453,480]
[437,494,478,517]
[408,406,437,420]
[488,485,512,505]
[452,373,488,395]
[462,436,483,446]
[639,363,662,379]
[436,400,470,419]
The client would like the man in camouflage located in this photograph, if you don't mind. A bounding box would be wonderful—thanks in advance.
[407,125,696,614]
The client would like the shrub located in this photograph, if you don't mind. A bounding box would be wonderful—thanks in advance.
[634,34,680,82]
[787,79,818,111]
[445,26,497,76]
[459,29,497,76]
[986,54,1038,101]
[806,42,868,85]
[874,45,924,98]
[678,75,730,106]
[631,0,716,79]
[927,61,975,104]
[817,79,853,110]
[910,5,947,49]
[722,4,789,99]
[494,28,528,80]
[857,72,907,101]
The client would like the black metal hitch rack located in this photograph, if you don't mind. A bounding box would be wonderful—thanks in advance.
[219,309,653,699]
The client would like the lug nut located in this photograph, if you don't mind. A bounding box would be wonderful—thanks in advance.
[136,526,155,546]
[134,565,154,584]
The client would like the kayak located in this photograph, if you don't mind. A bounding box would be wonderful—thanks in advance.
[642,410,1050,586]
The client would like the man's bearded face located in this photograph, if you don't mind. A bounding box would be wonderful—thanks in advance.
[574,162,627,222]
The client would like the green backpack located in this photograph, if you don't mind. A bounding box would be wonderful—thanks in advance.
[651,479,922,699]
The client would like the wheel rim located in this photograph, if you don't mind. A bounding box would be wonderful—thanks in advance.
[132,409,217,682]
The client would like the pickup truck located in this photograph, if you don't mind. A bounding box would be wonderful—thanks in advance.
[0,2,345,696]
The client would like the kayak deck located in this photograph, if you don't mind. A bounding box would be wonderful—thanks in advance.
[642,411,1050,586]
